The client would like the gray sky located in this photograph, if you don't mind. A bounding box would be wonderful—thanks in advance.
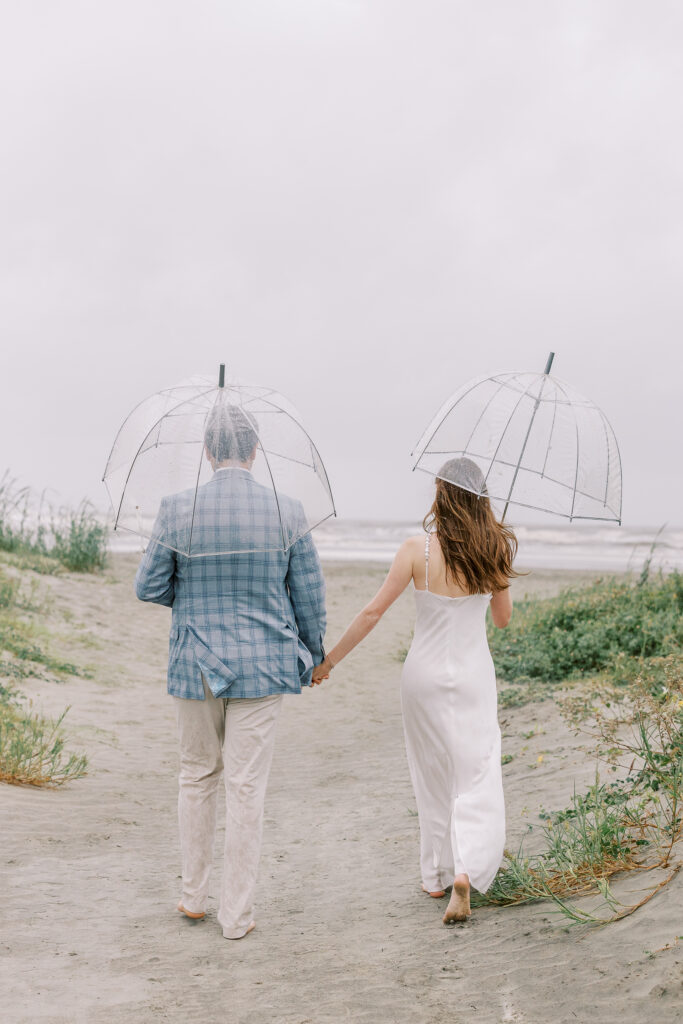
[1,1,681,526]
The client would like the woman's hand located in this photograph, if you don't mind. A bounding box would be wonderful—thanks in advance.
[308,543,414,687]
[311,658,333,685]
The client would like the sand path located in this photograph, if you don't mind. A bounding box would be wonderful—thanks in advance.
[1,558,681,1023]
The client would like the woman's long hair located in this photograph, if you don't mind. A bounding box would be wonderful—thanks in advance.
[422,457,519,593]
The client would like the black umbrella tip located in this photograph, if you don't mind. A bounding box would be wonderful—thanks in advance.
[544,352,555,375]
[218,364,225,388]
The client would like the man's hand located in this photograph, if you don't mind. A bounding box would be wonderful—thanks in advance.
[311,658,332,685]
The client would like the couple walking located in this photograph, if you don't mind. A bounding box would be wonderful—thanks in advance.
[135,404,517,939]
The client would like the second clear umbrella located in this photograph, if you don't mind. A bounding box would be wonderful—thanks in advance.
[412,353,622,523]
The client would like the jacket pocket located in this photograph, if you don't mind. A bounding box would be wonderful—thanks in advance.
[185,626,239,696]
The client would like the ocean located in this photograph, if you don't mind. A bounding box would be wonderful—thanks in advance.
[110,519,683,573]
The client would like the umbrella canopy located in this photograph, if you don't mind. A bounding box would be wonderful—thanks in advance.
[103,366,335,554]
[412,354,622,523]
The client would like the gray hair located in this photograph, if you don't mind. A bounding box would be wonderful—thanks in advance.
[204,403,259,463]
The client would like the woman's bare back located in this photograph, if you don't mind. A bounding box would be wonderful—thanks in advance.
[408,534,476,598]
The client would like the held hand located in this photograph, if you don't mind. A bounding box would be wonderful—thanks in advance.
[311,658,332,685]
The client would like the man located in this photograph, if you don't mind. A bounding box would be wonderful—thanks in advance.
[135,402,326,939]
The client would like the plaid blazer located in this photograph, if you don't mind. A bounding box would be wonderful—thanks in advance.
[134,468,326,700]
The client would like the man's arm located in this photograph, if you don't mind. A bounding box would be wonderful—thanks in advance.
[286,529,326,665]
[134,499,176,607]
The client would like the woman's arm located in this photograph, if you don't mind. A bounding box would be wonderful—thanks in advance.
[311,540,415,683]
[490,586,513,628]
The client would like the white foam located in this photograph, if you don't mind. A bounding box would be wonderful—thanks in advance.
[109,519,683,572]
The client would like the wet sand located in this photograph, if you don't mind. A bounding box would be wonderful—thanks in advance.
[1,556,681,1023]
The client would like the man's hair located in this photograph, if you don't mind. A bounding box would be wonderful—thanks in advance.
[204,402,259,463]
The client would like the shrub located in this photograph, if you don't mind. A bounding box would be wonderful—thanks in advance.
[0,701,87,786]
[488,573,683,687]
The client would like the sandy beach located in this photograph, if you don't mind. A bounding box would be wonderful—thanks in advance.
[1,555,681,1024]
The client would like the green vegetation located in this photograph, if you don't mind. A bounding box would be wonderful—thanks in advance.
[0,474,107,573]
[476,570,683,926]
[478,666,682,924]
[50,504,108,572]
[489,572,683,698]
[0,550,64,576]
[0,701,87,787]
[0,562,87,786]
[0,568,79,681]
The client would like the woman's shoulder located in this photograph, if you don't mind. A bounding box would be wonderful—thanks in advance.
[393,535,429,571]
[398,534,428,555]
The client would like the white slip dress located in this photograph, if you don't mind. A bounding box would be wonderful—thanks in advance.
[400,535,505,894]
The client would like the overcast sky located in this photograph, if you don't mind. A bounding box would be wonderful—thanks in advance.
[1,1,681,527]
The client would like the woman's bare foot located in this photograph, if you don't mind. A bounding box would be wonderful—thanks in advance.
[442,875,471,924]
[422,885,446,898]
[177,902,205,920]
[224,921,256,940]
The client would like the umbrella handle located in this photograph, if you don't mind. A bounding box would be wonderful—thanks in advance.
[502,362,553,520]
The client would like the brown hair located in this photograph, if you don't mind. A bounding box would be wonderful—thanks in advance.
[422,458,519,594]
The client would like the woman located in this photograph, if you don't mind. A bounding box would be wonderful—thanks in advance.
[312,458,517,924]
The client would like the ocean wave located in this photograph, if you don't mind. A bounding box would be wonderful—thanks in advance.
[109,519,683,571]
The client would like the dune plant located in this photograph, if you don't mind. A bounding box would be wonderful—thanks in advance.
[488,571,683,694]
[0,568,80,679]
[0,476,40,554]
[50,503,108,572]
[0,571,20,610]
[0,474,107,573]
[0,551,63,576]
[478,665,682,925]
[0,565,87,786]
[0,700,87,786]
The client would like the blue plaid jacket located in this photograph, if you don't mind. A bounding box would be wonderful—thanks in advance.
[134,468,326,700]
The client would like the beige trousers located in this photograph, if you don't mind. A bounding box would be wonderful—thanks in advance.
[174,678,283,938]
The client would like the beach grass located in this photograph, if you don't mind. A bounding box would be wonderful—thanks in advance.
[0,567,81,680]
[0,474,107,573]
[0,562,88,786]
[477,573,683,925]
[479,667,682,924]
[50,504,108,572]
[0,700,88,787]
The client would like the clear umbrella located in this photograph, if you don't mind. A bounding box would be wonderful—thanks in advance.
[103,365,336,554]
[412,353,622,523]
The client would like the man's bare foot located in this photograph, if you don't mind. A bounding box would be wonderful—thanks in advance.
[443,875,471,924]
[177,902,205,920]
[422,885,446,898]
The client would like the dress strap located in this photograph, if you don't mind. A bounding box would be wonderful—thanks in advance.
[424,533,431,592]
